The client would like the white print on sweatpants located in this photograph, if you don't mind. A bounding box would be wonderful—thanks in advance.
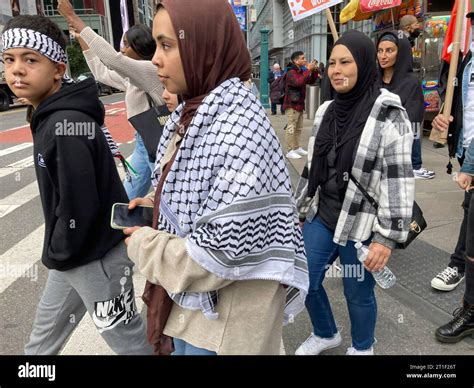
[92,276,137,333]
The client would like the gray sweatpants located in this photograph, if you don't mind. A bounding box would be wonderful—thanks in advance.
[25,242,153,355]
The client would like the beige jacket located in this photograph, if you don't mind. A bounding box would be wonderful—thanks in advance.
[127,135,286,355]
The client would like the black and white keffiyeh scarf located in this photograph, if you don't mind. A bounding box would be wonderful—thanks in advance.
[152,78,309,323]
[1,28,68,63]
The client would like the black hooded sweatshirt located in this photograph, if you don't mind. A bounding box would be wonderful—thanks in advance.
[30,78,128,271]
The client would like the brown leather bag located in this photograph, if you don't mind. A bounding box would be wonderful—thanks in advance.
[142,281,174,355]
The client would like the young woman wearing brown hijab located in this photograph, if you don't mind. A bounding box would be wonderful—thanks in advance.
[124,0,309,355]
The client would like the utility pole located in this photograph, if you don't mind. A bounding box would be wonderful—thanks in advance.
[260,28,270,108]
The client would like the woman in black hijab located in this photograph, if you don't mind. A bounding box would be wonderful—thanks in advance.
[377,31,435,179]
[295,31,415,355]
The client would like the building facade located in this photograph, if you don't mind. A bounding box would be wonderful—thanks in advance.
[42,0,111,43]
[249,0,335,68]
[40,0,156,49]
[133,0,154,27]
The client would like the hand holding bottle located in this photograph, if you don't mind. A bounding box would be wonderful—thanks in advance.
[355,242,396,289]
[363,242,391,272]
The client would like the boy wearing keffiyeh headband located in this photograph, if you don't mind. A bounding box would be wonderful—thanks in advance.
[2,15,152,355]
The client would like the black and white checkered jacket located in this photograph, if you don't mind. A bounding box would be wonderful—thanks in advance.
[295,89,415,249]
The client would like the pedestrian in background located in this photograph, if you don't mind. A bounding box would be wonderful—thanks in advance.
[269,63,284,115]
[316,62,325,86]
[59,0,165,200]
[399,14,422,47]
[376,31,435,179]
[430,11,474,292]
[283,51,319,160]
[435,137,474,343]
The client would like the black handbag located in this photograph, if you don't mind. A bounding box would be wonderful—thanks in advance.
[128,93,170,163]
[349,174,427,249]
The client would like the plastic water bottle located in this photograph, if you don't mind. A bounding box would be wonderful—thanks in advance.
[355,242,396,289]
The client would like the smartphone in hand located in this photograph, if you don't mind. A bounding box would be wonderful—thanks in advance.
[110,203,153,230]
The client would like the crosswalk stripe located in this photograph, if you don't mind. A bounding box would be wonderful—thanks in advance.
[8,156,34,169]
[0,157,35,179]
[0,181,39,218]
[0,224,44,294]
[0,124,29,133]
[0,143,32,157]
[0,167,23,179]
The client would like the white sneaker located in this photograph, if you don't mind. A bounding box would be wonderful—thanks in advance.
[286,150,302,159]
[295,332,342,355]
[413,167,435,179]
[431,266,465,291]
[346,346,374,355]
[294,147,308,156]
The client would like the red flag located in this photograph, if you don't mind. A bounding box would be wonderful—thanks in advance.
[442,0,473,63]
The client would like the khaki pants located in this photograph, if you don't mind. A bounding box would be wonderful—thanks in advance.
[285,108,304,153]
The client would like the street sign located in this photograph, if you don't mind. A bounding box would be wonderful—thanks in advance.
[288,0,343,22]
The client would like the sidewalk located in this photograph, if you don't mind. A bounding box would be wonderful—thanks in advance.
[269,109,474,355]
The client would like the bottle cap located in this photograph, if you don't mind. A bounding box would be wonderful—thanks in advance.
[354,242,362,249]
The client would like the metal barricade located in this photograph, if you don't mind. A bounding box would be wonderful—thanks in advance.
[305,85,320,121]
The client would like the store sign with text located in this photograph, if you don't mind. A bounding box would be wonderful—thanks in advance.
[359,0,402,13]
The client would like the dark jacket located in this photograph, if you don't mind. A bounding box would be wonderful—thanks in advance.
[30,79,128,271]
[268,70,283,103]
[438,51,472,158]
[269,77,282,103]
[282,64,318,112]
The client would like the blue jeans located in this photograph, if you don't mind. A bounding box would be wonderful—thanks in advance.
[123,133,155,200]
[172,338,217,355]
[412,138,422,170]
[303,216,377,351]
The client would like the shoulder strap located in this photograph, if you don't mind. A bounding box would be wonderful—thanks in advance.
[145,93,155,109]
[349,174,379,210]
